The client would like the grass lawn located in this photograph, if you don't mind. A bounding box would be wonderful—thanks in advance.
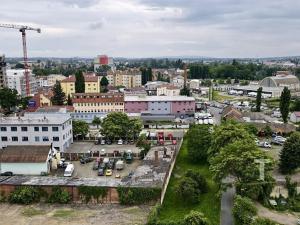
[22,207,46,217]
[157,140,220,225]
[212,91,235,102]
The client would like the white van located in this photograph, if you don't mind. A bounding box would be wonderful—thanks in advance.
[64,163,74,177]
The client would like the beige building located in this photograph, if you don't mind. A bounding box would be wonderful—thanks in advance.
[61,76,76,96]
[47,74,67,86]
[106,70,141,88]
[0,54,7,88]
[157,84,181,96]
[84,74,100,93]
[72,93,124,113]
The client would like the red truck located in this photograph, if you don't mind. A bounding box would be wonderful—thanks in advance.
[157,132,164,145]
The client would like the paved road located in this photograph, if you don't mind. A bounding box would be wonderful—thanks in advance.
[208,106,223,125]
[220,186,236,225]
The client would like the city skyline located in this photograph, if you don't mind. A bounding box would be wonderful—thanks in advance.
[1,0,300,58]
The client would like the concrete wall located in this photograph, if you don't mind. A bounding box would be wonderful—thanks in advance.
[1,162,48,175]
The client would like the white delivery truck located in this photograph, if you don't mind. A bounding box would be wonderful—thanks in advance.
[64,163,74,177]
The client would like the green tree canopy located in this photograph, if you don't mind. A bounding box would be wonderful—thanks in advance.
[100,76,109,87]
[186,125,212,162]
[0,88,19,113]
[51,81,66,105]
[256,87,262,112]
[232,195,257,225]
[279,132,300,174]
[72,120,89,139]
[183,210,210,225]
[100,112,142,141]
[75,70,85,93]
[67,94,72,106]
[92,116,102,128]
[280,87,291,123]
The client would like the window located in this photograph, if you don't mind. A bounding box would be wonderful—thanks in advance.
[11,127,17,132]
[53,137,59,142]
[21,127,28,132]
[35,136,40,142]
[12,136,18,142]
[42,136,49,142]
[42,127,48,132]
[22,136,28,142]
[0,127,7,132]
[34,127,39,131]
[1,137,7,141]
[52,127,59,132]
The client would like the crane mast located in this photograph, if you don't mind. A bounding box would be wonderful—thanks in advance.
[0,23,41,96]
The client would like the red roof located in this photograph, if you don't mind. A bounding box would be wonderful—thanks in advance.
[61,75,76,83]
[84,74,99,82]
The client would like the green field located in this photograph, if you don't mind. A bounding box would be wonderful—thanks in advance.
[157,140,220,225]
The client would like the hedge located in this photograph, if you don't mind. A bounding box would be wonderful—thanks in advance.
[117,187,161,205]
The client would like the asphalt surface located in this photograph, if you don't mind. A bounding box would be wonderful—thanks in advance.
[220,186,236,225]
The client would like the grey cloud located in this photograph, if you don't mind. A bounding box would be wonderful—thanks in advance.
[89,21,104,30]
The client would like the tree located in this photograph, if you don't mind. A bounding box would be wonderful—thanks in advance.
[279,132,300,174]
[72,120,89,139]
[185,170,208,193]
[51,81,66,105]
[256,87,262,112]
[75,70,85,93]
[92,116,101,128]
[291,97,300,111]
[180,86,190,96]
[100,76,109,93]
[243,124,258,136]
[0,88,19,113]
[232,195,257,225]
[183,210,210,225]
[208,121,253,158]
[177,177,200,204]
[280,87,291,123]
[67,94,72,106]
[100,112,142,141]
[136,134,151,159]
[263,125,273,137]
[187,125,212,162]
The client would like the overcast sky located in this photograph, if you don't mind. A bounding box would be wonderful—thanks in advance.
[1,0,300,58]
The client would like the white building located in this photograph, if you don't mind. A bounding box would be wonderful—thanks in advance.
[189,79,201,90]
[290,112,300,123]
[6,69,38,96]
[0,112,73,152]
[0,54,7,88]
[0,145,58,175]
[172,75,185,88]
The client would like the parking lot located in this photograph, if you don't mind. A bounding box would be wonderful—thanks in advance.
[65,142,140,154]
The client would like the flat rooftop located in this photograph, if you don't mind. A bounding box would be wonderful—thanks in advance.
[125,95,195,102]
[0,113,71,125]
[233,85,284,93]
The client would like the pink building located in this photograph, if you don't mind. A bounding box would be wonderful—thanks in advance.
[124,96,195,115]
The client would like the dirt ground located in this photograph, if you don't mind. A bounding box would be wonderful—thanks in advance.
[256,203,299,225]
[0,203,151,225]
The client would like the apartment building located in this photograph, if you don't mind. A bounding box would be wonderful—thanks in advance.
[124,95,195,115]
[6,69,38,96]
[0,54,7,88]
[47,74,66,86]
[106,70,142,88]
[61,75,76,96]
[84,74,100,93]
[61,74,100,96]
[71,93,124,123]
[0,113,73,152]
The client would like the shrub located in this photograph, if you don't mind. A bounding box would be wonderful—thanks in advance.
[177,177,200,204]
[185,170,208,193]
[232,195,257,225]
[48,186,71,204]
[78,186,107,203]
[183,210,210,225]
[251,217,280,225]
[117,187,161,205]
[8,186,41,204]
[0,191,6,202]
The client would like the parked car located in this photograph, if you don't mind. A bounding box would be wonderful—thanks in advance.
[100,149,106,156]
[80,157,92,164]
[64,164,74,177]
[106,139,112,145]
[117,139,123,145]
[115,173,121,178]
[105,169,113,176]
[98,168,104,176]
[101,139,105,145]
[92,161,99,170]
[116,160,124,170]
[263,142,272,148]
[99,163,106,170]
[128,171,134,178]
[1,171,13,176]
